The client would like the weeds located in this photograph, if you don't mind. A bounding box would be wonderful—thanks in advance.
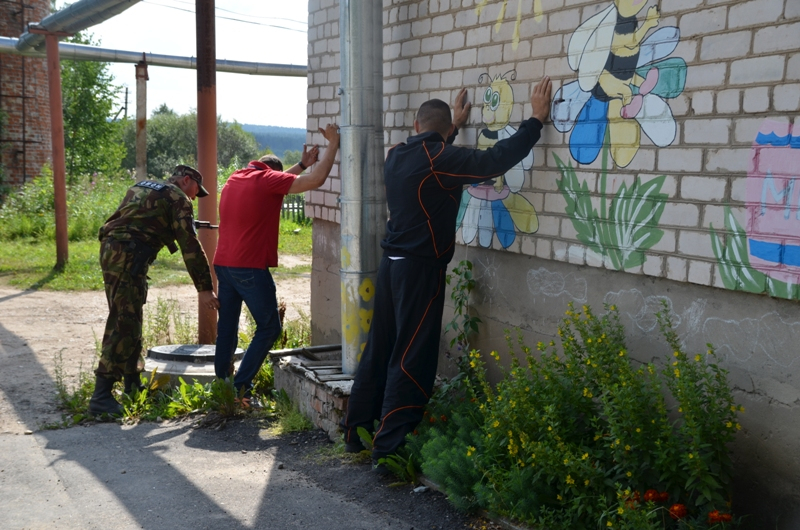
[269,388,313,434]
[53,349,94,416]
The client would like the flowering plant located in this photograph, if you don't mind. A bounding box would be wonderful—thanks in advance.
[410,302,742,529]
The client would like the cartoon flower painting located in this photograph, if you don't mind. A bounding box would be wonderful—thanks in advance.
[552,0,687,168]
[457,71,539,249]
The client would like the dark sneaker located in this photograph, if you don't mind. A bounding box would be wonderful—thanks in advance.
[344,440,365,453]
[372,459,391,476]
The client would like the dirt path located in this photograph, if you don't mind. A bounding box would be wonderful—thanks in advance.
[0,257,312,434]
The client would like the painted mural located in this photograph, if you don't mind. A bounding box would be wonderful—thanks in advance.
[710,120,800,300]
[475,0,544,49]
[555,142,668,271]
[552,1,686,168]
[456,71,539,249]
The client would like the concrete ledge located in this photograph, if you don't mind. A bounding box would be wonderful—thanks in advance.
[270,346,352,441]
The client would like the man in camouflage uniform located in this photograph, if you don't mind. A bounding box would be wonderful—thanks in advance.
[90,165,219,416]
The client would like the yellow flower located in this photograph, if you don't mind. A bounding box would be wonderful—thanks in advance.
[736,423,742,430]
[610,305,616,311]
[470,361,476,368]
[617,507,625,514]
[635,428,641,433]
[674,368,681,377]
[493,420,500,428]
[566,475,575,485]
[672,360,679,366]
[557,494,563,501]
[548,426,552,431]
[466,446,476,457]
[625,445,631,451]
[582,453,589,460]
[564,459,569,465]
[726,421,733,428]
[626,471,632,477]
[607,522,613,528]
[585,479,590,486]
[615,439,621,445]
[673,351,680,357]
[739,405,745,413]
[678,407,683,412]
[587,338,593,343]
[695,354,702,362]
[688,453,694,459]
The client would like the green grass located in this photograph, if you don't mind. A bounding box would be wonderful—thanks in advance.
[0,219,312,291]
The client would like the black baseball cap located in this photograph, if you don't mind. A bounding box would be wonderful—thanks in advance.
[172,165,209,198]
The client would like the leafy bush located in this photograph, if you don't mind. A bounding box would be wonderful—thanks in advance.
[410,302,742,529]
[0,171,132,241]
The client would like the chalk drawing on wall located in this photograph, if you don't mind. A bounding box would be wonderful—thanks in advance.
[555,142,668,271]
[457,71,539,249]
[552,1,687,168]
[527,267,588,303]
[475,0,544,49]
[703,313,800,368]
[603,288,678,332]
[710,120,799,300]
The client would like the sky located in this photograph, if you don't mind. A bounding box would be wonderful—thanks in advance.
[74,0,309,128]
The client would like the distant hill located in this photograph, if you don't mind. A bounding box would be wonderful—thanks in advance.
[240,124,307,155]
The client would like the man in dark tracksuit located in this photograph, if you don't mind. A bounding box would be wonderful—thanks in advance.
[342,76,553,468]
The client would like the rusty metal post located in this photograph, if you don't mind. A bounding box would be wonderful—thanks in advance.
[134,59,148,181]
[44,33,68,269]
[196,0,217,344]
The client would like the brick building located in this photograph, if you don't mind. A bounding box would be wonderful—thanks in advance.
[305,0,800,525]
[0,0,52,188]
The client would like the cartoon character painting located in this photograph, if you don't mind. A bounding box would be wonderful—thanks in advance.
[457,71,539,249]
[553,0,687,168]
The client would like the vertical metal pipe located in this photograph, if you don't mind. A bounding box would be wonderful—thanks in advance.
[196,0,217,344]
[134,59,147,181]
[45,33,68,269]
[339,0,386,374]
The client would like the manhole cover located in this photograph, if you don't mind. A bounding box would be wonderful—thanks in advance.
[147,344,243,363]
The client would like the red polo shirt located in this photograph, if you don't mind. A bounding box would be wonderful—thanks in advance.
[213,161,297,269]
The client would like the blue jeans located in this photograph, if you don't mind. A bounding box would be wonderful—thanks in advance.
[214,265,282,393]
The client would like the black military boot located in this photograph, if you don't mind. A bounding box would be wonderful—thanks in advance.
[89,376,123,416]
[124,373,145,395]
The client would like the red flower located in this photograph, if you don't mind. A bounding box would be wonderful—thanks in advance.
[720,513,732,523]
[631,490,641,502]
[429,416,436,423]
[413,430,419,436]
[440,415,447,422]
[669,504,687,520]
[643,489,659,502]
[658,491,670,502]
[708,510,720,524]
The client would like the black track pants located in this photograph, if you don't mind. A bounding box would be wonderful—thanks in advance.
[341,256,446,457]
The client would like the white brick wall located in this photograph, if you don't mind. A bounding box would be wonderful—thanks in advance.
[306,0,800,292]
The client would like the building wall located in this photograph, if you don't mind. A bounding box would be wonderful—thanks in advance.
[306,0,800,523]
[0,0,52,187]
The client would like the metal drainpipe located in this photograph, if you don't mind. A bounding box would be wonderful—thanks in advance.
[134,59,147,181]
[196,0,218,344]
[338,0,386,375]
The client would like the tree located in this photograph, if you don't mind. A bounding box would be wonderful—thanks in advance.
[61,32,125,181]
[121,107,259,178]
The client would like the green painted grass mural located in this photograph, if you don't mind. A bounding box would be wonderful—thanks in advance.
[555,142,667,271]
[710,206,796,300]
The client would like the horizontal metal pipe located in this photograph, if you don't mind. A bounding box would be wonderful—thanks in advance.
[17,0,141,52]
[0,37,307,77]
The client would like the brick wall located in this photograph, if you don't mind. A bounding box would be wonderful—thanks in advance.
[0,0,52,188]
[308,0,800,301]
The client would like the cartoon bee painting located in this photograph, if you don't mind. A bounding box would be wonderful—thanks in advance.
[457,71,539,249]
[552,0,687,168]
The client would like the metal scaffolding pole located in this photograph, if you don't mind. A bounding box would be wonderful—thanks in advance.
[195,0,218,344]
[134,59,147,181]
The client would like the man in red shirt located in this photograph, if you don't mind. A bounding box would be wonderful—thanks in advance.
[214,124,340,397]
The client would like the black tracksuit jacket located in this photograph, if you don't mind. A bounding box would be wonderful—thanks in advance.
[381,117,544,264]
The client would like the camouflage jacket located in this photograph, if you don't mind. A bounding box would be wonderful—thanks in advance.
[99,180,213,292]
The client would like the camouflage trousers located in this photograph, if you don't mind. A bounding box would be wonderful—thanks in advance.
[96,238,148,381]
